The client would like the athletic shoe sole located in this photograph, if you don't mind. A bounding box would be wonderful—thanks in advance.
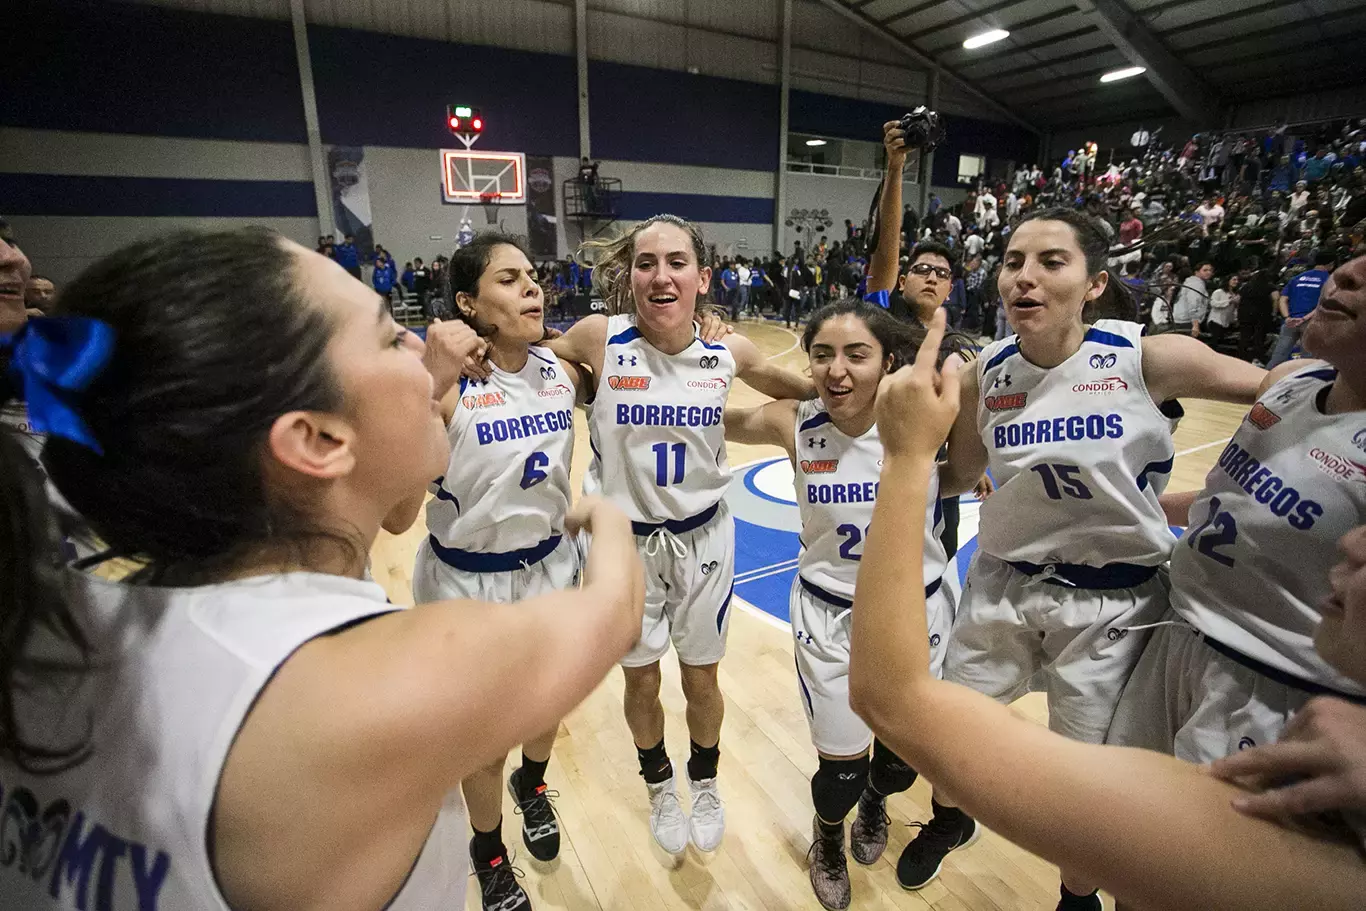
[899,820,982,892]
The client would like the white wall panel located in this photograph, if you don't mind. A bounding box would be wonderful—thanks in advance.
[589,10,688,71]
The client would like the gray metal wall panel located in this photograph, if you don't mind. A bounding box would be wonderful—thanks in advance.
[0,128,313,181]
[10,215,320,284]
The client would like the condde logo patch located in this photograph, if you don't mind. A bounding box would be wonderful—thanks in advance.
[1307,447,1366,483]
[1072,376,1129,394]
[607,375,651,391]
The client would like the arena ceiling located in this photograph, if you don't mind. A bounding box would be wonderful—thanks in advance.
[823,0,1366,130]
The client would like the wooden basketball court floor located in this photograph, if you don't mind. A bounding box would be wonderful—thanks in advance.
[369,320,1247,911]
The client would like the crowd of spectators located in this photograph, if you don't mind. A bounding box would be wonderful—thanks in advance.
[903,117,1366,365]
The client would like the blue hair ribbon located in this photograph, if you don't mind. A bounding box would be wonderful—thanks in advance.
[2,317,115,454]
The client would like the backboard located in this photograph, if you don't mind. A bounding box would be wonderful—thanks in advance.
[441,149,526,204]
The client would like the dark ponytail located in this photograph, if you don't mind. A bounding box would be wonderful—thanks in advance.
[2,228,351,770]
[0,378,91,773]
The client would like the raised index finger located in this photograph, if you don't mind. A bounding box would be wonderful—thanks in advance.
[913,308,946,377]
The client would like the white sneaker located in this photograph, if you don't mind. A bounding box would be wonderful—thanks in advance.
[646,776,689,855]
[688,777,725,851]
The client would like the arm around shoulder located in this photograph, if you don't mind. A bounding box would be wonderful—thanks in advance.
[724,398,798,452]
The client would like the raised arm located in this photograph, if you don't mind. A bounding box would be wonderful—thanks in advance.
[938,363,988,496]
[545,312,608,380]
[866,121,908,296]
[723,398,798,457]
[848,313,1366,911]
[728,332,816,400]
[1142,332,1266,405]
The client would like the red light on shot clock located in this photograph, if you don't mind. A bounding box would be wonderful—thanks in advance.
[472,118,483,131]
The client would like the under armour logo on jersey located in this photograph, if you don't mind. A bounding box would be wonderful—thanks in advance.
[807,437,827,449]
[795,630,814,646]
[539,365,557,380]
[1089,353,1117,370]
[1105,627,1129,642]
[992,374,1013,389]
[1237,736,1257,750]
[700,560,719,575]
[699,355,719,369]
[617,354,638,367]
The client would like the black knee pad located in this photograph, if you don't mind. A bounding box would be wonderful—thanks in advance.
[811,755,870,823]
[869,738,918,795]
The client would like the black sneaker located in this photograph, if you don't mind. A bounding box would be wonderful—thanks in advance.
[806,816,851,911]
[1056,884,1103,910]
[471,845,531,911]
[849,789,890,865]
[895,805,980,890]
[507,767,561,862]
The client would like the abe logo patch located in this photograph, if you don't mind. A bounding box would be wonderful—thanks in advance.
[462,391,507,409]
[800,459,839,473]
[607,375,651,391]
[1089,353,1118,370]
[984,392,1028,412]
[1247,403,1281,430]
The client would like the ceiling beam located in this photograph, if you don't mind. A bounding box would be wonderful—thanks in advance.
[929,7,1077,57]
[901,0,1025,43]
[1075,0,1220,123]
[810,0,1040,132]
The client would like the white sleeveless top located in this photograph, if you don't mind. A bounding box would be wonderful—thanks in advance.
[1,400,42,461]
[1172,364,1366,694]
[794,399,946,600]
[976,319,1176,567]
[587,314,736,524]
[427,346,575,553]
[0,572,468,910]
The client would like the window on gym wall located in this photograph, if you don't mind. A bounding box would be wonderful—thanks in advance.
[957,154,986,184]
[786,133,920,181]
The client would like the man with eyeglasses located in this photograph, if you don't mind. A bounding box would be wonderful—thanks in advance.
[889,241,956,326]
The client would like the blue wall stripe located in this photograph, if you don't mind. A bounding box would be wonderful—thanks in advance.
[5,1,306,143]
[615,192,774,225]
[307,26,579,156]
[0,174,318,218]
[590,61,780,171]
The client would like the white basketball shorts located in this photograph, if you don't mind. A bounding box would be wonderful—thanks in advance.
[413,533,581,604]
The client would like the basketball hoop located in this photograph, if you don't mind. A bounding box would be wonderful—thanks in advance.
[480,192,500,226]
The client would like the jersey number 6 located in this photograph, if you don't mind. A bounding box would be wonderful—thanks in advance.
[520,451,551,489]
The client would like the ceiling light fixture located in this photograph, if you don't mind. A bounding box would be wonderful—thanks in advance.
[962,29,1009,50]
[1100,66,1147,83]
[805,139,827,147]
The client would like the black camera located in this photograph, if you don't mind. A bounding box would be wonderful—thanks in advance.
[898,106,945,152]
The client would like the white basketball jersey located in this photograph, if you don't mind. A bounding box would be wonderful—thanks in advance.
[0,572,467,910]
[1,400,42,460]
[588,314,735,523]
[794,400,946,599]
[977,319,1175,567]
[1172,364,1366,694]
[427,346,575,553]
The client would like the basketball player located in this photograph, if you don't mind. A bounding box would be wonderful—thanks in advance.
[0,228,645,911]
[723,299,953,910]
[933,208,1265,910]
[546,214,813,855]
[1109,253,1366,762]
[0,218,37,452]
[412,234,596,911]
[847,310,1366,910]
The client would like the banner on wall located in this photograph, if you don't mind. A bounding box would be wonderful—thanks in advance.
[328,145,374,257]
[525,156,558,258]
